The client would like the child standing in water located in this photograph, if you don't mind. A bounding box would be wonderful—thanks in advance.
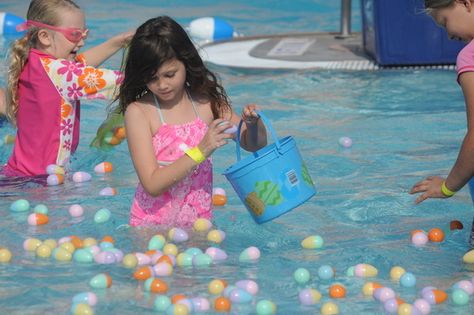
[2,0,133,176]
[410,0,474,246]
[118,16,267,227]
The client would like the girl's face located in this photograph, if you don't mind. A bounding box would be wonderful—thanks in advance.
[431,0,474,42]
[146,58,187,105]
[42,8,87,60]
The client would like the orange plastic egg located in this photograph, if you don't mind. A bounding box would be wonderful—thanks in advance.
[433,289,448,304]
[157,255,174,266]
[214,296,231,312]
[149,278,168,294]
[329,284,346,298]
[69,235,83,249]
[114,127,126,140]
[450,220,463,230]
[133,266,153,281]
[212,194,227,207]
[428,228,445,242]
[27,213,49,226]
[102,235,115,244]
[171,294,186,304]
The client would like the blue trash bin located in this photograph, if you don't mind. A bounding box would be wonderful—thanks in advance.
[361,0,465,66]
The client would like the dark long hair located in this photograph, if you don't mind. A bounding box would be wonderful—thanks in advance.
[117,16,231,118]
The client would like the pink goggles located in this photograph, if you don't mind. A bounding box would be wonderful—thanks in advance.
[17,20,88,43]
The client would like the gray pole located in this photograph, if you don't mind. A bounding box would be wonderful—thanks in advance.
[336,0,352,39]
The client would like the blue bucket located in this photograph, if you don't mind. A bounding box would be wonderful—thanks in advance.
[223,112,316,224]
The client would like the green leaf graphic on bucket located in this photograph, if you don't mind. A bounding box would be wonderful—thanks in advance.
[245,181,284,217]
[302,163,314,187]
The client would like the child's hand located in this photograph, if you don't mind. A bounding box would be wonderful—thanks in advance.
[242,104,260,125]
[198,119,234,157]
[409,176,446,204]
[111,30,135,49]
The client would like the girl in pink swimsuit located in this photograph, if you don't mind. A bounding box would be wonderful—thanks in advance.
[2,0,133,176]
[117,16,268,227]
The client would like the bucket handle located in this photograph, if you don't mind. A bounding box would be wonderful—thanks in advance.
[235,111,281,161]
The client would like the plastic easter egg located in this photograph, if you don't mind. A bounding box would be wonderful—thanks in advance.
[0,248,12,263]
[301,235,324,249]
[99,187,117,196]
[321,302,339,315]
[27,213,49,226]
[72,171,92,183]
[298,288,321,305]
[383,298,399,314]
[157,254,176,266]
[235,280,259,296]
[413,299,430,315]
[427,228,444,242]
[167,303,189,315]
[213,187,226,196]
[94,251,116,264]
[104,131,121,145]
[192,253,213,267]
[354,263,378,277]
[374,287,395,303]
[400,272,416,287]
[153,262,173,276]
[89,273,112,289]
[36,244,52,258]
[73,249,94,263]
[189,17,235,42]
[329,284,346,298]
[422,288,447,304]
[256,299,277,315]
[223,285,237,298]
[163,243,178,256]
[42,238,57,249]
[60,241,76,253]
[451,288,469,305]
[46,164,64,175]
[453,279,474,295]
[191,297,210,312]
[361,282,383,296]
[72,292,97,306]
[208,279,227,295]
[94,162,113,173]
[82,238,97,248]
[450,220,464,230]
[345,266,355,277]
[122,253,138,268]
[33,204,49,215]
[228,288,253,304]
[193,218,213,232]
[71,303,94,315]
[390,266,406,282]
[148,234,166,250]
[168,227,189,243]
[338,136,352,148]
[135,252,151,265]
[145,277,169,293]
[411,231,428,246]
[176,252,194,267]
[214,296,231,312]
[154,295,172,312]
[134,266,154,281]
[10,199,30,212]
[53,247,72,261]
[99,241,113,250]
[205,247,227,261]
[239,246,260,262]
[47,174,64,186]
[207,229,226,243]
[212,194,227,206]
[94,208,111,223]
[318,265,335,280]
[23,238,42,251]
[462,249,474,263]
[114,126,126,140]
[293,267,310,284]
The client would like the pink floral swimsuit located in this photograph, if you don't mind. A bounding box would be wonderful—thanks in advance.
[129,94,213,227]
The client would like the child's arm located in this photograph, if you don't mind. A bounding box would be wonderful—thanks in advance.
[228,104,267,152]
[410,72,474,203]
[81,31,134,68]
[125,103,233,196]
[0,87,5,116]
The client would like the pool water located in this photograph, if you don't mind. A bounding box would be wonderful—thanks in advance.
[1,1,474,314]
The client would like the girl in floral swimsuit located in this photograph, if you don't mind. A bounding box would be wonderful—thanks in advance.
[2,0,133,176]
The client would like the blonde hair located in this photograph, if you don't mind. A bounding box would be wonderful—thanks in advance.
[6,0,80,125]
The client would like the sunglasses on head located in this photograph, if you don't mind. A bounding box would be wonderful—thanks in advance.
[17,20,88,43]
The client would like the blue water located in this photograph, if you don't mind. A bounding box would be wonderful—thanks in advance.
[1,1,473,314]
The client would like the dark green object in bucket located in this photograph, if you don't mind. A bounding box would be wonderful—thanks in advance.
[223,112,316,223]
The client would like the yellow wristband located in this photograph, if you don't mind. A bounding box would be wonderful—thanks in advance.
[441,181,456,197]
[185,146,206,164]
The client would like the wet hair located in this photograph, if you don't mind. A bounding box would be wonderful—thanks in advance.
[6,0,80,125]
[117,16,231,119]
[424,0,456,12]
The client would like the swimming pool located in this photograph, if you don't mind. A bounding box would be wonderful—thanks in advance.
[1,0,473,314]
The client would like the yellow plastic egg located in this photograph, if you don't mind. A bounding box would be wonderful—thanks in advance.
[208,279,227,295]
[463,249,474,263]
[0,248,12,263]
[54,247,72,261]
[43,239,57,249]
[320,301,339,315]
[362,282,383,296]
[36,244,52,258]
[163,243,178,256]
[60,241,76,254]
[82,237,98,248]
[193,218,213,232]
[397,303,412,315]
[74,303,94,315]
[123,253,138,268]
[207,229,225,243]
[390,266,406,281]
[23,238,42,251]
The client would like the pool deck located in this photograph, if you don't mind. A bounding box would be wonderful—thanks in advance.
[200,32,456,71]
